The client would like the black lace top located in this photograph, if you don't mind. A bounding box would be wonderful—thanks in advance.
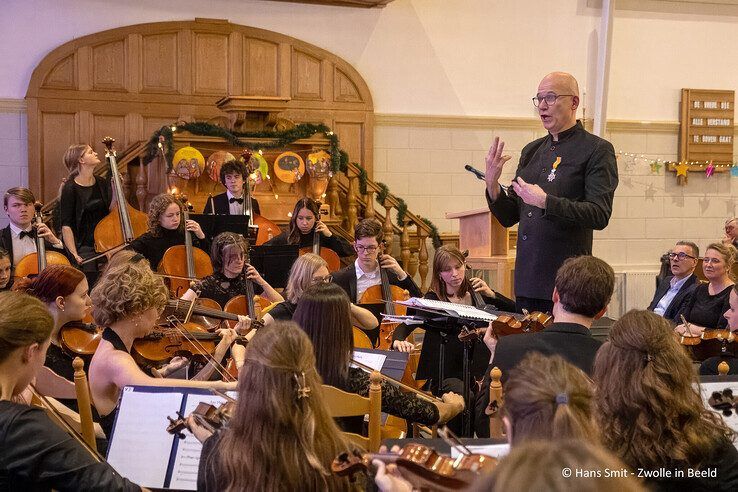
[193,271,265,308]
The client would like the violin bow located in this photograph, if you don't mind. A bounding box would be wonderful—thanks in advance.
[437,426,473,456]
[164,315,236,382]
[350,358,443,404]
[680,314,696,338]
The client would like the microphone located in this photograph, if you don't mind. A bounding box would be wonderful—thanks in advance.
[464,164,486,181]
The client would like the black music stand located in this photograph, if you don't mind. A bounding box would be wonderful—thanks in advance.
[249,245,299,289]
[190,213,258,244]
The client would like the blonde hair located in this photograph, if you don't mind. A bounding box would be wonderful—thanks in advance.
[91,260,168,326]
[705,242,737,281]
[285,253,328,304]
[0,292,54,363]
[62,144,90,176]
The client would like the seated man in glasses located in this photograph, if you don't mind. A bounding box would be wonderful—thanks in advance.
[647,241,700,323]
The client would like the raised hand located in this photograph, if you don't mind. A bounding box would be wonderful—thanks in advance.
[485,136,512,200]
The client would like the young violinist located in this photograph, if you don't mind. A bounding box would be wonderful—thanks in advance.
[203,158,261,216]
[2,187,66,273]
[129,193,208,271]
[0,291,141,491]
[189,321,356,492]
[392,245,515,390]
[261,252,377,330]
[594,310,738,491]
[674,242,735,336]
[331,219,422,341]
[87,258,238,438]
[59,145,113,267]
[264,197,354,257]
[181,232,282,308]
[293,282,464,431]
[701,284,738,375]
[0,249,11,290]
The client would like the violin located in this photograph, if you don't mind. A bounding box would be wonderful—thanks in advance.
[93,136,148,252]
[158,194,214,296]
[359,241,410,350]
[13,202,71,280]
[166,400,236,439]
[677,315,737,361]
[457,311,553,343]
[332,443,498,491]
[59,320,103,359]
[298,206,341,272]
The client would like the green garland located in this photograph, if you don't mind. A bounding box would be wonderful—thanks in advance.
[375,182,441,248]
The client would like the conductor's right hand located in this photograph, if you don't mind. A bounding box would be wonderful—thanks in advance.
[485,136,512,200]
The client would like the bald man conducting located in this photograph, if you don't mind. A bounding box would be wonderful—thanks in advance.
[485,72,618,313]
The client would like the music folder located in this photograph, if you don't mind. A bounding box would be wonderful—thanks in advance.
[190,213,258,244]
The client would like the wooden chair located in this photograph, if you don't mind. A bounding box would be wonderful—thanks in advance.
[73,357,97,450]
[486,366,505,439]
[322,371,382,452]
[353,327,374,350]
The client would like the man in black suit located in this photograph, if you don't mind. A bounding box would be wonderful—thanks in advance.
[484,72,618,314]
[474,255,614,437]
[203,159,261,217]
[331,219,421,344]
[648,241,700,323]
[1,187,67,275]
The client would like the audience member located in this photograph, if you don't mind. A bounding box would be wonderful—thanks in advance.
[647,241,699,323]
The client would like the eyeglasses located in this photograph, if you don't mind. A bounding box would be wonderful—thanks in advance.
[532,94,575,107]
[668,252,696,260]
[311,275,333,285]
[355,245,378,253]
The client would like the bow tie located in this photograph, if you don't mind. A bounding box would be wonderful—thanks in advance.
[229,197,244,204]
[19,229,35,240]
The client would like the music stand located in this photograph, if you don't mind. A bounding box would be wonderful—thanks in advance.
[249,245,299,289]
[191,213,258,244]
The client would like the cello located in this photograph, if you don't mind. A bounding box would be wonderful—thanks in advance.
[93,137,147,252]
[13,202,71,280]
[158,194,214,297]
[298,207,342,272]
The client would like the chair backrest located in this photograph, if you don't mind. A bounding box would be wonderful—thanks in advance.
[487,366,505,439]
[322,370,382,452]
[352,327,373,350]
[73,357,97,450]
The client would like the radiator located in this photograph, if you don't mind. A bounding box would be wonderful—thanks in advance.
[607,270,659,319]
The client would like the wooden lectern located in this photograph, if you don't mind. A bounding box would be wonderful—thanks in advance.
[446,208,516,298]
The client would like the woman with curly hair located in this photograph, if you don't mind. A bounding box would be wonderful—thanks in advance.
[88,258,237,438]
[193,321,356,492]
[594,309,738,491]
[129,193,208,270]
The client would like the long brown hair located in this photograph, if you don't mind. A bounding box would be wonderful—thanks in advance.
[593,309,732,470]
[209,321,352,492]
[0,291,53,364]
[504,352,597,446]
[288,197,321,245]
[430,245,471,301]
[292,283,354,388]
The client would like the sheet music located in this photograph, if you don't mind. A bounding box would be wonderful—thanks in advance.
[168,393,232,491]
[399,297,498,322]
[381,314,425,325]
[107,388,184,488]
[450,443,510,459]
[352,351,387,372]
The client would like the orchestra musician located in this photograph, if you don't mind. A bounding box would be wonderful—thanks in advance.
[181,232,282,308]
[484,72,618,314]
[292,282,464,432]
[261,253,377,330]
[0,249,10,291]
[188,321,357,492]
[87,257,238,438]
[0,291,141,491]
[202,158,261,216]
[391,245,516,395]
[474,255,614,437]
[264,197,354,257]
[12,265,91,409]
[2,187,67,273]
[59,145,113,269]
[594,310,738,490]
[700,284,738,375]
[674,242,735,336]
[129,193,208,271]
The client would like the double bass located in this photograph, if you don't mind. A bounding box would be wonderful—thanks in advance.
[158,194,213,297]
[298,207,341,272]
[93,137,147,252]
[13,201,71,280]
[359,242,410,350]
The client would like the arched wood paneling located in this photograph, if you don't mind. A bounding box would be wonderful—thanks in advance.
[26,18,374,203]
